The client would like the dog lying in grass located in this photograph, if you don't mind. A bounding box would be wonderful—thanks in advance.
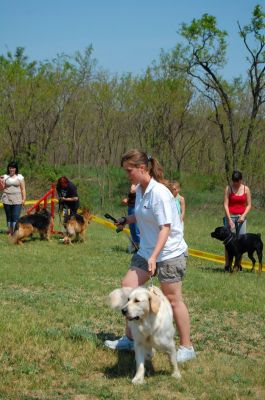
[108,285,181,385]
[63,209,92,244]
[11,208,51,245]
[211,226,263,272]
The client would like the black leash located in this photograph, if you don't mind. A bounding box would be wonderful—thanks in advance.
[104,213,139,250]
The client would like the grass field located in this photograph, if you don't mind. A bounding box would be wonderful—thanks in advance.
[0,205,264,400]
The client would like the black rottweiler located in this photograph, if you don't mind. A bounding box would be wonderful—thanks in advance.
[211,226,263,272]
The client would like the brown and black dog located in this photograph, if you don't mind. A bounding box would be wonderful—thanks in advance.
[63,209,92,244]
[11,208,52,245]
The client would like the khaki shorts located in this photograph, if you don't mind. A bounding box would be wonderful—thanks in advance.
[130,252,187,283]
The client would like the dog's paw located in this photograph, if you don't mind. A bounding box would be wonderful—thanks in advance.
[172,370,181,379]
[62,236,72,245]
[132,376,145,385]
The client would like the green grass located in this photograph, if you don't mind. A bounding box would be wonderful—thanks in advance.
[0,206,264,399]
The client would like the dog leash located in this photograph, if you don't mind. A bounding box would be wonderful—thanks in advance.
[104,213,140,251]
[149,275,154,287]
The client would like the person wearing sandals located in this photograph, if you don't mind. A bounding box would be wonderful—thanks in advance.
[1,161,26,236]
[223,170,252,271]
[104,149,196,363]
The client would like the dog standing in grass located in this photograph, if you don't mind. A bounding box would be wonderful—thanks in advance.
[11,208,52,245]
[211,226,263,272]
[108,285,181,385]
[63,209,92,244]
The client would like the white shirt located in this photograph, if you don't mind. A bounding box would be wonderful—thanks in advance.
[135,178,187,261]
[1,174,24,204]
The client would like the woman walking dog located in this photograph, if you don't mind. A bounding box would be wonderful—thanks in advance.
[223,170,252,270]
[105,149,196,363]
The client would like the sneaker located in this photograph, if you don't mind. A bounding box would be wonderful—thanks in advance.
[176,345,196,363]
[104,335,134,351]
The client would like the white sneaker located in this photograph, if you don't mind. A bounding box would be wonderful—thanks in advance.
[176,345,196,363]
[104,335,134,351]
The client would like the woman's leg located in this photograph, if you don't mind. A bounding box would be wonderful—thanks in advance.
[11,204,22,232]
[224,216,232,269]
[160,281,191,347]
[160,280,196,362]
[3,204,12,234]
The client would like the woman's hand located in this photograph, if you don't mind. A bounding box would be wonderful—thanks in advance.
[148,256,157,276]
[238,215,245,224]
[228,218,235,230]
[115,216,127,232]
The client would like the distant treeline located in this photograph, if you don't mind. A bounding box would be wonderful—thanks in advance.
[0,5,264,199]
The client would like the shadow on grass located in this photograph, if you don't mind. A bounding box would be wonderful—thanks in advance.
[112,245,130,253]
[198,265,253,274]
[97,332,157,379]
[198,266,226,273]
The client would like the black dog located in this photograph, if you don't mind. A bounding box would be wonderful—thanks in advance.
[11,208,51,244]
[211,226,263,272]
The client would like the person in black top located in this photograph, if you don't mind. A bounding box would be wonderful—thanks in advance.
[56,176,79,222]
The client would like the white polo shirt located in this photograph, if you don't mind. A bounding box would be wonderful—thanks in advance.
[135,178,187,262]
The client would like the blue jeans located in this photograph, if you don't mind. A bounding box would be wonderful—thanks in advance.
[128,206,140,246]
[223,215,246,235]
[3,204,22,226]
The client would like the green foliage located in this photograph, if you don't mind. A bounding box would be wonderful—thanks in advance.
[180,13,228,67]
[240,4,265,41]
[0,5,265,192]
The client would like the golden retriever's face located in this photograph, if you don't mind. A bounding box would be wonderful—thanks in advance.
[122,288,151,321]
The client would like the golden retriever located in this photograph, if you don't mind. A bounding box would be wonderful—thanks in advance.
[63,208,92,244]
[109,285,181,384]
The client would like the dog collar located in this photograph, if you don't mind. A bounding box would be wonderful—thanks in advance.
[223,234,233,246]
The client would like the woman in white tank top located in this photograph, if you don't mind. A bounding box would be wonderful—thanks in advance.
[1,161,26,235]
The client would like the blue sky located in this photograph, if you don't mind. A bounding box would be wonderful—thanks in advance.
[0,0,261,80]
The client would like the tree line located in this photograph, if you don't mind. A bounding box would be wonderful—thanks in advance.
[0,4,264,199]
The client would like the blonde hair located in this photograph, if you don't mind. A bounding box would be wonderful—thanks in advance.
[169,181,181,194]
[121,149,166,184]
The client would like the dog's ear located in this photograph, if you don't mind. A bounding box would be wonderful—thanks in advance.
[149,288,161,314]
[108,287,133,310]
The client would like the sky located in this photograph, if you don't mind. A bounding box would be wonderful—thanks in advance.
[0,0,262,81]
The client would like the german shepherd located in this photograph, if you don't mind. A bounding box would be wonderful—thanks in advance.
[11,208,52,245]
[63,209,92,244]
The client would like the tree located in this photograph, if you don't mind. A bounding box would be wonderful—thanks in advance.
[176,4,265,181]
[238,4,265,168]
[0,47,37,161]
